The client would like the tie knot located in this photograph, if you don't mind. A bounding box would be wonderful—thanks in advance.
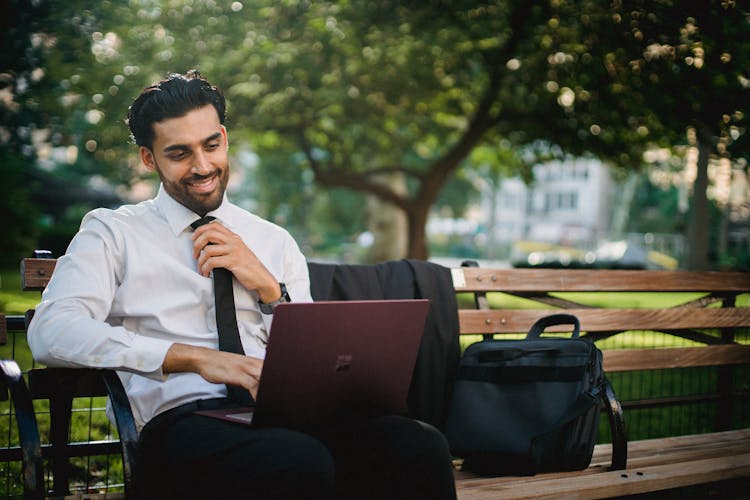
[190,216,216,231]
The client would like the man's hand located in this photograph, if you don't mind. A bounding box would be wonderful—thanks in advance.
[191,221,281,303]
[163,343,262,399]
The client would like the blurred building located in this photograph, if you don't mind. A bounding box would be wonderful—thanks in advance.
[485,157,614,246]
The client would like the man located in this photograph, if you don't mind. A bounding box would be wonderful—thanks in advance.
[28,71,456,499]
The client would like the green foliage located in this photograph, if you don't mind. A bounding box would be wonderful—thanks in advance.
[3,0,748,260]
[626,174,685,235]
[0,153,40,268]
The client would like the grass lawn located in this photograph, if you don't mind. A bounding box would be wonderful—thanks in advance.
[0,269,41,315]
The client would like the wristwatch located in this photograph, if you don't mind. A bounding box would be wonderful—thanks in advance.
[258,282,291,314]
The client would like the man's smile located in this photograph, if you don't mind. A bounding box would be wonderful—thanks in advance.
[186,172,220,194]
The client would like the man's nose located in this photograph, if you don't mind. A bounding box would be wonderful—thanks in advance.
[191,150,211,174]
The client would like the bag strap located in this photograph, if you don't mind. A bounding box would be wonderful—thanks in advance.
[603,377,628,470]
[531,378,628,471]
[526,313,581,339]
[532,386,599,442]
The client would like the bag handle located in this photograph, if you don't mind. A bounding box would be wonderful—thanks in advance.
[603,377,628,470]
[526,313,581,339]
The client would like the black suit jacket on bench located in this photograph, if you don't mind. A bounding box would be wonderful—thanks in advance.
[307,259,460,430]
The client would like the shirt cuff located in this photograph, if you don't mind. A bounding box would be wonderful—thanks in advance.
[126,335,174,381]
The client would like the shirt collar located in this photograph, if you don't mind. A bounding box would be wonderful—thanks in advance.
[154,184,234,236]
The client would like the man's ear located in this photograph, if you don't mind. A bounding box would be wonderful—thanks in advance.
[140,146,156,171]
[221,125,229,150]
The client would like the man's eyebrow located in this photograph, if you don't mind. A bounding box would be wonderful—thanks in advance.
[162,144,189,153]
[162,132,223,153]
[203,132,223,143]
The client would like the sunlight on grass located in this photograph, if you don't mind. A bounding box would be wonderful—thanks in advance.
[0,269,41,314]
[596,330,705,349]
[551,291,708,308]
[454,291,750,352]
[478,291,722,309]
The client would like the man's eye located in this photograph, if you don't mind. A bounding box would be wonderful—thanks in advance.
[169,152,187,161]
[206,143,219,150]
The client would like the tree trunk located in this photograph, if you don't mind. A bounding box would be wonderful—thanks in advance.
[611,171,639,235]
[406,204,430,260]
[685,141,711,270]
[485,174,501,260]
[366,173,408,262]
[367,200,408,263]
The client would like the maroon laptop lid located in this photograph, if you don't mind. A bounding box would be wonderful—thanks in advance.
[251,299,429,429]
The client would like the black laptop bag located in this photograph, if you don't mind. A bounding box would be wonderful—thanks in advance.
[445,313,627,474]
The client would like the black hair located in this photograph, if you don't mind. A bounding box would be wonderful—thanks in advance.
[126,70,226,149]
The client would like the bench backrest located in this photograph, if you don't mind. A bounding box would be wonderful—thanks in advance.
[451,265,750,372]
[19,258,750,371]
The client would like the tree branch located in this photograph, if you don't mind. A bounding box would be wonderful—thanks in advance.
[421,1,539,199]
[297,129,412,210]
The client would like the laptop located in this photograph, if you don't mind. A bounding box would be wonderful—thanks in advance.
[195,299,430,429]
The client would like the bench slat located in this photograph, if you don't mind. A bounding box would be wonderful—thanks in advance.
[457,430,750,499]
[457,453,750,499]
[453,268,750,293]
[458,307,750,334]
[596,430,750,468]
[603,345,750,371]
[456,430,750,483]
[21,258,57,291]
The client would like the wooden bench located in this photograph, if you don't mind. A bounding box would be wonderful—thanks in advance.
[451,264,750,499]
[3,258,750,498]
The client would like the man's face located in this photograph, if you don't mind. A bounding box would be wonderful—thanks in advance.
[140,104,229,216]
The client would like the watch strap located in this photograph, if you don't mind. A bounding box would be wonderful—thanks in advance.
[259,282,290,314]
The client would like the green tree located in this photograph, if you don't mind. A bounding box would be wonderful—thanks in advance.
[574,1,750,269]
[0,0,48,266]
[209,0,658,258]
[13,1,749,263]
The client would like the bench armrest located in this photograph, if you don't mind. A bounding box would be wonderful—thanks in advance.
[0,360,44,498]
[27,367,141,497]
[101,370,140,496]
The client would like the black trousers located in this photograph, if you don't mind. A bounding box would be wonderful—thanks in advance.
[138,398,457,500]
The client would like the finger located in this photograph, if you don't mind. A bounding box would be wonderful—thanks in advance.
[194,232,238,262]
[198,242,230,260]
[193,222,232,240]
[199,253,235,277]
[192,234,213,259]
[192,230,226,256]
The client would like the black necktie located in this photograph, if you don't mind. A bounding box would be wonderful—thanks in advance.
[191,216,255,406]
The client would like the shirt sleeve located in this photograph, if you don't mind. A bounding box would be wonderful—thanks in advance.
[27,212,172,380]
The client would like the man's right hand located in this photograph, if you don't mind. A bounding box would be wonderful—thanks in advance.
[162,343,262,399]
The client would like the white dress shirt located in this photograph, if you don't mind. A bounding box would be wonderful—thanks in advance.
[28,185,312,430]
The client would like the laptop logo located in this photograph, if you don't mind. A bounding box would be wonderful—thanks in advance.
[335,354,353,372]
